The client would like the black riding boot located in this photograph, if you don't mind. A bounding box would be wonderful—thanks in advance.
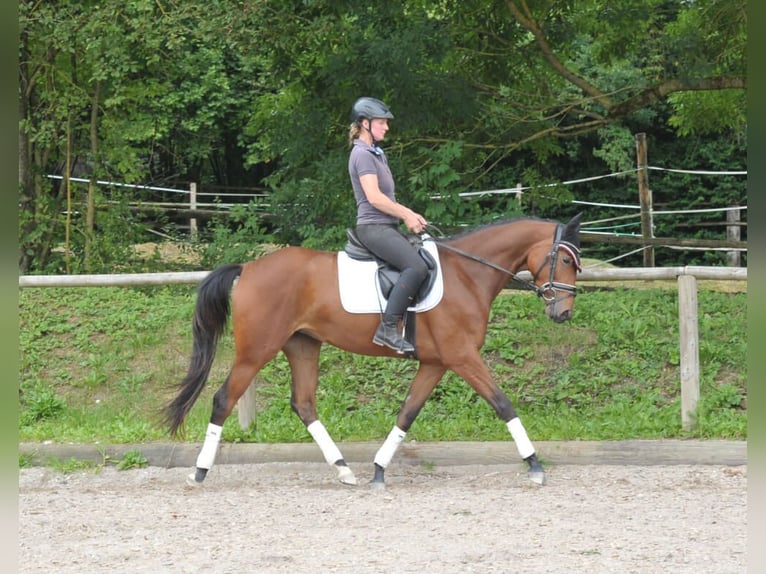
[373,278,417,354]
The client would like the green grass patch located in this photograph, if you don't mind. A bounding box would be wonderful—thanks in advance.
[19,285,746,446]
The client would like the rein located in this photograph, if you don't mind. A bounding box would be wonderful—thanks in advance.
[425,223,582,302]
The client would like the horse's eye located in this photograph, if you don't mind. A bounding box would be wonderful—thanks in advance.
[562,256,573,266]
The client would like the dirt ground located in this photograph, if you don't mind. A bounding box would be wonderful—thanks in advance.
[19,461,746,573]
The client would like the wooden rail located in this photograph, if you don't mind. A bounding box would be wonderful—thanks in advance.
[18,265,746,288]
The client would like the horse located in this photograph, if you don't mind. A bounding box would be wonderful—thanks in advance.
[164,213,583,487]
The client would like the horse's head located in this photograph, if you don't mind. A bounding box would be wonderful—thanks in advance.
[527,213,583,323]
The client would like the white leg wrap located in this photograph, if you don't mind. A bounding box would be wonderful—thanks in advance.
[196,423,223,469]
[307,420,344,465]
[507,417,535,459]
[374,426,406,469]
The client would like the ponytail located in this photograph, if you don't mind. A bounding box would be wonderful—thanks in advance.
[347,122,363,147]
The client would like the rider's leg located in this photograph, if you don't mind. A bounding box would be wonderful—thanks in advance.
[373,268,420,353]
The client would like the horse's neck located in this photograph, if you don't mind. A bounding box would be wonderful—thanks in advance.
[448,222,553,295]
[455,222,551,270]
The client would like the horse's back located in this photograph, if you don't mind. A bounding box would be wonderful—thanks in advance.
[235,246,339,303]
[229,245,365,348]
[240,245,336,273]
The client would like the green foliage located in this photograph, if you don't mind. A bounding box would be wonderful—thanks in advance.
[519,177,574,216]
[47,458,102,474]
[20,382,65,426]
[18,284,746,446]
[19,285,198,443]
[591,125,638,173]
[198,203,274,266]
[18,0,746,270]
[265,149,355,249]
[116,450,148,470]
[406,141,486,228]
[18,194,60,274]
[668,91,747,137]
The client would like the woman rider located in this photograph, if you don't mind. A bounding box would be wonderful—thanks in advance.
[347,97,429,354]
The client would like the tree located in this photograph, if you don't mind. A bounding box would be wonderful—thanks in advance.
[422,0,746,168]
[242,0,745,247]
[19,0,746,270]
[18,0,274,272]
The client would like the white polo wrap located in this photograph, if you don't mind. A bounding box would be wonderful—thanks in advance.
[307,420,344,465]
[374,426,406,469]
[507,417,535,459]
[196,423,223,469]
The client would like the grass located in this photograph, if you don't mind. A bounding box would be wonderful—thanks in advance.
[18,448,149,472]
[18,283,747,448]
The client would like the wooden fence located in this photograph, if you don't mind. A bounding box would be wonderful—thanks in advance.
[54,132,748,265]
[19,266,746,431]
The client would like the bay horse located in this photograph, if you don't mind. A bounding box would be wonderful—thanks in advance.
[164,214,583,487]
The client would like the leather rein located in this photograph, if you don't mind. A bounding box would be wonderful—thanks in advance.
[426,224,582,302]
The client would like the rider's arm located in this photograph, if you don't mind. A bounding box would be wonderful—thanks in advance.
[359,173,427,233]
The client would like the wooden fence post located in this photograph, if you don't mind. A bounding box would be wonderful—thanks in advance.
[635,133,655,266]
[238,380,259,430]
[726,206,741,267]
[189,182,198,241]
[678,274,700,430]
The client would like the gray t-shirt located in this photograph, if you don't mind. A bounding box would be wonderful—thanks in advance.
[349,139,398,225]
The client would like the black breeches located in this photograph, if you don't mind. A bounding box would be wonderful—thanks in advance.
[355,224,429,286]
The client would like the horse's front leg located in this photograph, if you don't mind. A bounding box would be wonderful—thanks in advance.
[451,355,546,485]
[283,333,357,486]
[371,362,446,488]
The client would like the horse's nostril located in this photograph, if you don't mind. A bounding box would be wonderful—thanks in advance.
[551,309,572,323]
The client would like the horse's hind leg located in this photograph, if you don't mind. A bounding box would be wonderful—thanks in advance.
[188,356,269,486]
[283,333,357,485]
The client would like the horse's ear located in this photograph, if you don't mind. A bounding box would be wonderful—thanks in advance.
[567,212,583,229]
[563,212,583,245]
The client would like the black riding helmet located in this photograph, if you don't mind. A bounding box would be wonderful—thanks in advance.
[351,97,394,124]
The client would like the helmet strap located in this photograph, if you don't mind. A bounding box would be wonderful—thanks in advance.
[360,119,377,145]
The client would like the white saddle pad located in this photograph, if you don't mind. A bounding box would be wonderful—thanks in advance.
[337,240,444,314]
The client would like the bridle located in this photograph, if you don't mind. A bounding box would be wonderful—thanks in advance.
[427,223,582,303]
[529,224,582,302]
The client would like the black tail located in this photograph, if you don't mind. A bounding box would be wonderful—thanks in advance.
[164,263,243,436]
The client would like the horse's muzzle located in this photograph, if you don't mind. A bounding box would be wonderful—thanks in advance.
[550,308,572,323]
[545,301,573,323]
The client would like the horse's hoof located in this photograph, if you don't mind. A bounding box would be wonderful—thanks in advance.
[337,466,358,486]
[369,479,386,491]
[186,472,203,487]
[528,470,546,486]
[185,467,208,487]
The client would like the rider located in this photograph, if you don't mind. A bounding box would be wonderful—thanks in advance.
[348,97,429,354]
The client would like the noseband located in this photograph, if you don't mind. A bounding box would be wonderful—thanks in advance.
[531,224,582,302]
[429,222,581,301]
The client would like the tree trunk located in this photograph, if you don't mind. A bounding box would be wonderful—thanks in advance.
[84,81,100,271]
[18,27,34,273]
[18,28,59,273]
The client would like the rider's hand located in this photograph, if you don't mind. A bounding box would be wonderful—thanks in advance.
[403,210,427,234]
